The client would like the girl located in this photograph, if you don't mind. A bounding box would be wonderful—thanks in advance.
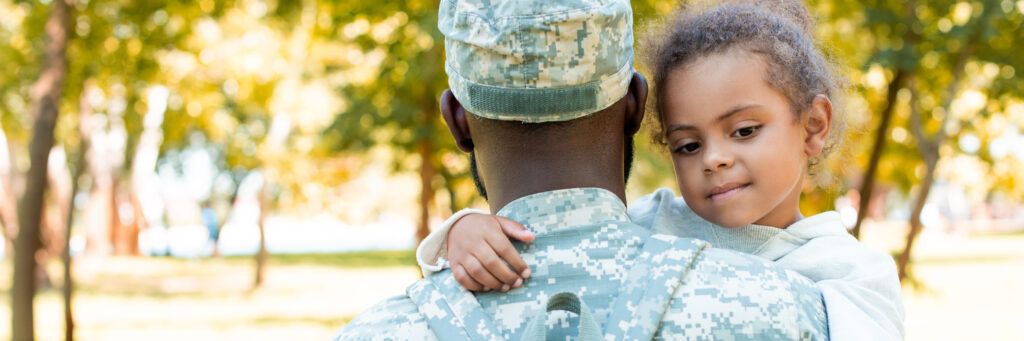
[417,0,904,339]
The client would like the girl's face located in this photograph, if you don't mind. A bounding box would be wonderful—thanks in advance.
[660,50,831,228]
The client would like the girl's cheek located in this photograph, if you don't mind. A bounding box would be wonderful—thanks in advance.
[675,165,700,190]
[672,159,692,182]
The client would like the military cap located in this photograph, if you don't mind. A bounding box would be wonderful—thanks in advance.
[439,0,634,123]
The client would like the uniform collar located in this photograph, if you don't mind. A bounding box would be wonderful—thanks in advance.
[496,188,630,235]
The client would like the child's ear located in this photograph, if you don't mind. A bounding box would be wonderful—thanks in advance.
[803,94,833,157]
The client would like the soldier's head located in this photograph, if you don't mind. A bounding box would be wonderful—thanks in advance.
[438,0,647,205]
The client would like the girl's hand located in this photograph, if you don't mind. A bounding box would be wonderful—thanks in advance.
[446,213,534,292]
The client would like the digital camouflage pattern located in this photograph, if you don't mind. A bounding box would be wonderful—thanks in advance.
[439,0,634,123]
[335,188,828,340]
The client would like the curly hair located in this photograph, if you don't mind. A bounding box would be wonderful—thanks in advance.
[646,0,847,181]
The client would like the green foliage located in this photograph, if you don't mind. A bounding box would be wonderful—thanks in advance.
[321,0,449,158]
[0,1,48,142]
[811,0,1024,209]
[1,0,1022,223]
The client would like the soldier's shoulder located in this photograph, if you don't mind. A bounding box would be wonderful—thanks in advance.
[657,247,826,339]
[687,247,819,292]
[334,294,436,341]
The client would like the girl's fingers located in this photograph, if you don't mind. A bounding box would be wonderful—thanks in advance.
[452,264,487,292]
[485,231,530,280]
[463,256,506,291]
[496,216,534,243]
[474,243,522,288]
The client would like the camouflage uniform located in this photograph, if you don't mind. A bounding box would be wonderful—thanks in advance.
[336,189,827,340]
[337,0,828,339]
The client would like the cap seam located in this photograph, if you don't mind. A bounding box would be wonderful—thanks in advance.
[446,58,631,91]
[455,0,615,23]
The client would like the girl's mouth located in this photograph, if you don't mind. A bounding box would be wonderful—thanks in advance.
[707,183,750,201]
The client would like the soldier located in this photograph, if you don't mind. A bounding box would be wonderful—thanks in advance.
[335,0,828,339]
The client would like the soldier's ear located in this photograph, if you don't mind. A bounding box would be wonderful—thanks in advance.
[441,89,474,152]
[624,72,648,136]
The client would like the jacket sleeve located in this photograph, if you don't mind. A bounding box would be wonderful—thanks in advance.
[415,208,489,276]
[776,233,905,341]
[818,278,904,341]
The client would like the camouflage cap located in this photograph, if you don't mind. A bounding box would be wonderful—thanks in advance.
[439,0,634,123]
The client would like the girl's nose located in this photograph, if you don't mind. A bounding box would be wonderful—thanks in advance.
[702,143,734,173]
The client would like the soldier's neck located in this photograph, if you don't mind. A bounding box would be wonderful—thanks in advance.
[481,155,627,213]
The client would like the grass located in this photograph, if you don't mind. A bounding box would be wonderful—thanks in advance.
[861,225,1024,340]
[1,224,1022,340]
[0,251,421,341]
[226,249,417,268]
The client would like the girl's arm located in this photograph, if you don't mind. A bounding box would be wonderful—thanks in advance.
[415,208,533,291]
[416,208,488,274]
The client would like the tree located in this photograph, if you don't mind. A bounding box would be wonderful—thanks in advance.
[3,1,226,337]
[321,0,450,248]
[808,0,1024,246]
[150,0,363,287]
[64,0,213,256]
[845,0,926,239]
[895,0,1022,282]
[814,0,1024,282]
[12,0,72,339]
[59,90,96,341]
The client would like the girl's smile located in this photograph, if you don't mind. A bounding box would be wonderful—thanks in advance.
[707,182,751,201]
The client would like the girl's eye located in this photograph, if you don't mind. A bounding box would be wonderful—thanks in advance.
[673,142,701,155]
[732,125,762,139]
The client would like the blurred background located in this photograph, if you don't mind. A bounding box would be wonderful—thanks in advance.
[0,0,1022,340]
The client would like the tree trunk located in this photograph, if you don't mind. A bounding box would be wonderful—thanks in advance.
[83,164,115,255]
[0,134,16,257]
[851,70,906,239]
[108,182,127,255]
[61,86,97,341]
[63,149,84,341]
[82,99,126,256]
[34,147,74,293]
[1,180,16,257]
[896,158,937,282]
[417,140,435,245]
[110,189,140,256]
[127,86,167,257]
[851,0,925,239]
[13,0,71,339]
[254,179,268,289]
[414,31,442,250]
[124,195,143,255]
[438,168,461,217]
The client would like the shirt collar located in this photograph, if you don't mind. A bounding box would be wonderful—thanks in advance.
[496,187,629,235]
